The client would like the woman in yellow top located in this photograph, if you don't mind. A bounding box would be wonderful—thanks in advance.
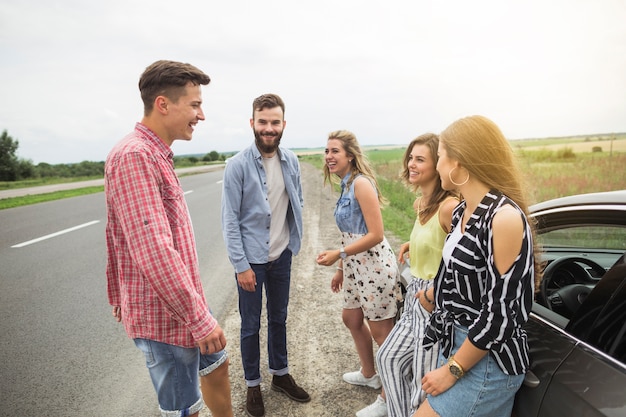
[366,133,457,417]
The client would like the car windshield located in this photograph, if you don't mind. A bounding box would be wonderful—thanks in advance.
[538,225,626,250]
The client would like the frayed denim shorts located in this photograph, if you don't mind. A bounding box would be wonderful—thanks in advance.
[427,325,524,417]
[134,338,228,417]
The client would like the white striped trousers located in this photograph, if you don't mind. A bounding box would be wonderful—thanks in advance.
[376,278,440,417]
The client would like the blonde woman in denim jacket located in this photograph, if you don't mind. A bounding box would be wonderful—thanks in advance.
[317,130,400,417]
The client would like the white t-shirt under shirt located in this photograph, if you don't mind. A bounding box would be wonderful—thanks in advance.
[262,154,290,261]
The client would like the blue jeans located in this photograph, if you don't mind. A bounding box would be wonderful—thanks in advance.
[237,249,292,386]
[134,338,228,417]
[427,325,524,417]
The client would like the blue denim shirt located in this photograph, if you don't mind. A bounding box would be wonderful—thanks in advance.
[334,173,369,234]
[221,144,304,273]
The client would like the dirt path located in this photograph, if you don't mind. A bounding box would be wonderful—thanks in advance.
[203,162,401,417]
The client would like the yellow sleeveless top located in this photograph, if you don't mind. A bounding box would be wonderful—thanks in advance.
[408,207,447,280]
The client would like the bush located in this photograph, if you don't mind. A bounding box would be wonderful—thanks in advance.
[556,147,576,159]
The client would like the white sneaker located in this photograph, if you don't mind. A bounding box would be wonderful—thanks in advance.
[342,368,382,389]
[356,395,387,417]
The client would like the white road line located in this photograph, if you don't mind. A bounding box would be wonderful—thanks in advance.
[11,189,196,249]
[12,189,194,248]
[11,220,101,248]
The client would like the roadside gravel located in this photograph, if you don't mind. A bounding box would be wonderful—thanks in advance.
[204,162,402,417]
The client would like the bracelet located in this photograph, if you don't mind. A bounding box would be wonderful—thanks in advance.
[423,290,435,305]
[336,266,343,271]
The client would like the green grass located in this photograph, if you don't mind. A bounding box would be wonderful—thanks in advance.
[0,186,104,210]
[510,133,626,148]
[520,152,626,203]
[0,176,102,191]
[300,147,626,242]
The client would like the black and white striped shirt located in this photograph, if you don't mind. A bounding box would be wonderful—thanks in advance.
[424,190,535,375]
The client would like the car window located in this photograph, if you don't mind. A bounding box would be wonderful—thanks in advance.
[539,225,626,250]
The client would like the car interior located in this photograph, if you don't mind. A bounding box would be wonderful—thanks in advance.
[564,254,626,362]
[536,253,626,363]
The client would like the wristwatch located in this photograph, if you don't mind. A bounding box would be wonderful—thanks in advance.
[448,355,465,379]
[339,248,347,259]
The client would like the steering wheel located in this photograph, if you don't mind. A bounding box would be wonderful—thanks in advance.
[540,256,606,315]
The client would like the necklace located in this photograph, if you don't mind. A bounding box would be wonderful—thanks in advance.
[417,197,434,225]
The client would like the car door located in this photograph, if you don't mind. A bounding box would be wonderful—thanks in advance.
[513,305,577,417]
[514,258,626,417]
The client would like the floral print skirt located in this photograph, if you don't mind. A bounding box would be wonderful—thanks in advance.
[340,232,401,321]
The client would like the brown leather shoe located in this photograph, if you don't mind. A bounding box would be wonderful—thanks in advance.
[271,374,311,402]
[246,385,264,417]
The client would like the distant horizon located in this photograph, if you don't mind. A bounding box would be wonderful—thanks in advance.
[165,131,626,160]
[19,131,626,165]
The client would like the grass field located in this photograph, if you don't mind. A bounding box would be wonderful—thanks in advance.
[300,137,626,241]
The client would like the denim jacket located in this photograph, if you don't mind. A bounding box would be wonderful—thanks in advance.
[221,144,304,273]
[334,173,370,234]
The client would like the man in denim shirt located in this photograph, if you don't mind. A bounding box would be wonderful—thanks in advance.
[221,93,309,417]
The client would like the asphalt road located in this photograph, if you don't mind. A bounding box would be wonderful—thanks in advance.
[0,168,236,417]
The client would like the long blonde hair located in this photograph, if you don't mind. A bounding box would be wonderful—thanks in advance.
[440,116,529,212]
[323,130,387,207]
[440,115,542,284]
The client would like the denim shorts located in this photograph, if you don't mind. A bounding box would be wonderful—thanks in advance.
[427,326,524,417]
[134,338,228,417]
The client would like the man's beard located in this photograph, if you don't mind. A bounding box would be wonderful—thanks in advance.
[254,129,283,154]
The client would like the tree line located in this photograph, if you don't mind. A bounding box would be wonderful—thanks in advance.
[0,130,228,181]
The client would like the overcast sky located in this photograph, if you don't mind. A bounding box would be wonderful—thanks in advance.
[1,0,625,164]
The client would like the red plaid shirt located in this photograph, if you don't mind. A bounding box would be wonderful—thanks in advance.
[105,123,217,348]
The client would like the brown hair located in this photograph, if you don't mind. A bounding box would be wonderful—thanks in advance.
[138,60,211,116]
[323,130,387,207]
[252,94,285,118]
[400,133,457,221]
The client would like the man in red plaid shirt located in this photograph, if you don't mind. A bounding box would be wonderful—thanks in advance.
[105,60,232,417]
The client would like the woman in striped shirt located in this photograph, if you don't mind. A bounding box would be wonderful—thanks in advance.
[414,116,540,417]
